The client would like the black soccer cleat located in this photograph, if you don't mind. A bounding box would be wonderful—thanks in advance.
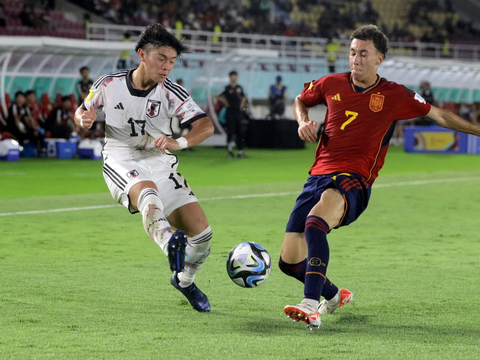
[170,273,211,312]
[167,230,187,273]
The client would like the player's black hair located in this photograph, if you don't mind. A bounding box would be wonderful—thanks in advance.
[229,70,238,77]
[25,89,35,96]
[351,25,389,57]
[79,66,89,73]
[135,23,189,56]
[15,91,25,98]
[61,95,71,102]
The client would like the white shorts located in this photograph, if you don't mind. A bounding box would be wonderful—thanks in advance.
[102,155,198,216]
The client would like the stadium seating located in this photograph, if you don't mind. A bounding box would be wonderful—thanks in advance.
[0,0,84,38]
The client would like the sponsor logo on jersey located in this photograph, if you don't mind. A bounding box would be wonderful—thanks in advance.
[369,93,385,112]
[307,81,314,91]
[146,99,161,118]
[126,170,139,178]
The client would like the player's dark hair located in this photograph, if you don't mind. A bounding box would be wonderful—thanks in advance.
[25,89,35,96]
[229,71,238,77]
[61,95,71,102]
[15,91,25,98]
[135,23,189,56]
[79,66,89,73]
[351,25,389,57]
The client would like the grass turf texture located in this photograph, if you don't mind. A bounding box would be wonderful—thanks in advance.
[1,145,479,359]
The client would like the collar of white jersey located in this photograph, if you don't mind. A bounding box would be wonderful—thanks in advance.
[127,69,158,97]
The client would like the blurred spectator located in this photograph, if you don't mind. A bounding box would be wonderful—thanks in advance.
[76,66,93,105]
[459,103,476,123]
[268,75,287,119]
[217,70,248,158]
[411,80,437,126]
[20,3,47,30]
[25,89,46,133]
[420,80,437,106]
[42,0,56,11]
[7,91,44,150]
[46,95,75,139]
[6,91,29,144]
[83,13,91,38]
[117,32,132,70]
[0,2,6,28]
[325,38,341,74]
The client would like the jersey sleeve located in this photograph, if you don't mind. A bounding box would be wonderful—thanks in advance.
[395,86,431,119]
[173,97,207,128]
[81,78,104,111]
[300,77,327,107]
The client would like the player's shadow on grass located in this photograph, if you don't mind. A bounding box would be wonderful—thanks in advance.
[236,313,372,335]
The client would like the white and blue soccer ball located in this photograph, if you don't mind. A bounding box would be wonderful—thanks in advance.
[226,242,271,288]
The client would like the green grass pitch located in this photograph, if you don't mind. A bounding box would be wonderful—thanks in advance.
[1,144,479,359]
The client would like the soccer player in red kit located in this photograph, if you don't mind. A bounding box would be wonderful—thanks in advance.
[280,25,480,330]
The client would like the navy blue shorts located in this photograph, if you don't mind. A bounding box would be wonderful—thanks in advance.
[286,172,371,233]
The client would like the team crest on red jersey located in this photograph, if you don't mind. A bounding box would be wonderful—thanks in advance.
[146,99,161,118]
[369,94,384,112]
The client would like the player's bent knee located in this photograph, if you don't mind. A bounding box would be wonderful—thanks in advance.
[309,188,345,228]
[129,181,158,210]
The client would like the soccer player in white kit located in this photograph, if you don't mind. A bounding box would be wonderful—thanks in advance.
[74,24,215,312]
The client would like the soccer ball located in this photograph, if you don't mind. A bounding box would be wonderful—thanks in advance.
[226,242,271,288]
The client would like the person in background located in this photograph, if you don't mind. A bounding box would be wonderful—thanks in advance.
[7,91,44,151]
[420,80,437,106]
[217,71,248,158]
[413,80,437,126]
[117,32,132,70]
[268,75,287,119]
[326,38,341,74]
[76,66,93,105]
[25,89,46,132]
[0,2,6,28]
[7,91,29,144]
[47,95,75,139]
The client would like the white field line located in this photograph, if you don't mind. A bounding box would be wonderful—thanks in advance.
[0,176,478,217]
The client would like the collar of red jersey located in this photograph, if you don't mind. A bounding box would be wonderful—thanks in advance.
[349,73,381,94]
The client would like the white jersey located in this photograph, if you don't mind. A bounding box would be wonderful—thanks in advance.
[83,70,206,163]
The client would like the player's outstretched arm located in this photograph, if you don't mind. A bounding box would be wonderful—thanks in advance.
[294,95,318,142]
[74,105,97,129]
[426,106,480,137]
[154,117,215,153]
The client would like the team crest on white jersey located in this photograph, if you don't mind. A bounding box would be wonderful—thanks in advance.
[126,169,139,178]
[146,99,161,118]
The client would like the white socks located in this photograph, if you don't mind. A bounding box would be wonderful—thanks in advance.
[137,188,212,287]
[177,226,213,287]
[137,188,172,256]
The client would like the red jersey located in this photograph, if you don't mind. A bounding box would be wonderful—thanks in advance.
[301,72,431,185]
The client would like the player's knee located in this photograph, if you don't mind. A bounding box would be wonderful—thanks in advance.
[131,183,160,211]
[309,189,345,228]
